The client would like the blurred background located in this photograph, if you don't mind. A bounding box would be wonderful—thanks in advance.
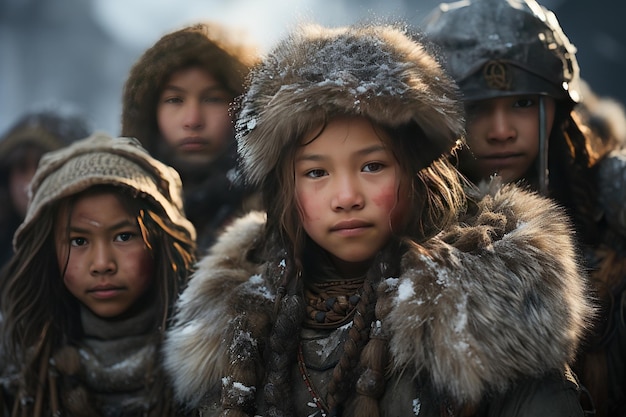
[1,0,624,135]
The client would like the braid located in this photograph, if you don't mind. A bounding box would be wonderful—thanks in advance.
[326,278,376,413]
[351,240,403,417]
[264,294,305,417]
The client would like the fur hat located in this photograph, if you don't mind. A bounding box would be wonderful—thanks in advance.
[121,22,258,155]
[236,24,465,187]
[14,132,196,249]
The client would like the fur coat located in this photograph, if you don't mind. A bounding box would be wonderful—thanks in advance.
[164,182,593,416]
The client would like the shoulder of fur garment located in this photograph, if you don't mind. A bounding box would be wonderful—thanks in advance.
[164,182,594,407]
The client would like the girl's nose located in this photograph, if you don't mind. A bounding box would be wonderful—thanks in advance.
[331,176,364,211]
[183,101,205,130]
[89,243,117,276]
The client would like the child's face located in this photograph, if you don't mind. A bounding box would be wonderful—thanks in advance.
[55,191,155,318]
[295,116,408,276]
[8,146,42,219]
[156,66,234,172]
[464,94,556,183]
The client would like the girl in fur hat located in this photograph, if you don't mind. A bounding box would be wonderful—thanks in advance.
[163,23,593,416]
[0,133,196,416]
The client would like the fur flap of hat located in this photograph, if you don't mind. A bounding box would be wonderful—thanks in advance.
[164,182,593,406]
[14,132,196,248]
[236,24,465,186]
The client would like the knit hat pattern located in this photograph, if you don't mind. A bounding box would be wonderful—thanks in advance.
[236,23,465,187]
[14,132,196,248]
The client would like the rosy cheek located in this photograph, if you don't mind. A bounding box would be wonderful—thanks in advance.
[371,184,398,212]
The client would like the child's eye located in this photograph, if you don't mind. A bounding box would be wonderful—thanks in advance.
[115,232,135,242]
[163,96,183,104]
[363,162,384,172]
[513,97,535,108]
[70,237,87,247]
[305,169,327,179]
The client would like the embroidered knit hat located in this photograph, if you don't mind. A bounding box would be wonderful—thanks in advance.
[14,132,196,249]
[236,23,465,187]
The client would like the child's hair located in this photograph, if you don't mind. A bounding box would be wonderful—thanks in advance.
[231,23,470,415]
[1,133,196,415]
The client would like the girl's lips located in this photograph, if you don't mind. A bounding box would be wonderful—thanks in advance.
[88,286,124,299]
[330,220,372,236]
[179,138,209,151]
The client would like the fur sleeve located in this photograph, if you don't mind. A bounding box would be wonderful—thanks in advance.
[163,211,270,406]
[381,183,594,403]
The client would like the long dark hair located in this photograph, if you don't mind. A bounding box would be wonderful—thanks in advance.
[1,184,196,416]
[250,115,466,417]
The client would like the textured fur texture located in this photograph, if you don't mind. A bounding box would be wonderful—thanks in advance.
[164,183,593,406]
[235,24,465,187]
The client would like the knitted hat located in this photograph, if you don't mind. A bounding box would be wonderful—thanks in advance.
[14,132,196,249]
[236,24,465,187]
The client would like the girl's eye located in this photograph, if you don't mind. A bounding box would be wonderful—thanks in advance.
[305,169,327,179]
[70,237,87,247]
[164,96,183,104]
[115,232,135,242]
[363,162,384,173]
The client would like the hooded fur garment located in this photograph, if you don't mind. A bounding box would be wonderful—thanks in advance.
[164,181,593,408]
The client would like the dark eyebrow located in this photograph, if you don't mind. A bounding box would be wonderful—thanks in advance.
[295,144,387,163]
[69,219,137,234]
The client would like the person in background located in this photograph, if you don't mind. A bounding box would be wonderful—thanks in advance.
[0,108,91,266]
[121,22,261,254]
[0,133,196,416]
[163,22,592,417]
[423,0,626,414]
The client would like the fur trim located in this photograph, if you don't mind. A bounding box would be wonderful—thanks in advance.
[163,211,271,406]
[236,24,465,186]
[164,184,593,405]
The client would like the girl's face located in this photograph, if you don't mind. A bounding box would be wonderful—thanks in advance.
[464,94,556,183]
[295,116,408,276]
[156,66,234,172]
[55,191,155,319]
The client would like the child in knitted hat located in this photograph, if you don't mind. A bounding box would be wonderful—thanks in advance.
[0,132,196,416]
[163,23,592,416]
[122,22,261,252]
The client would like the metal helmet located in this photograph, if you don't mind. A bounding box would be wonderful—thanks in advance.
[422,0,581,105]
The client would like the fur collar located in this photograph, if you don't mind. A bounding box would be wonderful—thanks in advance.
[164,183,593,406]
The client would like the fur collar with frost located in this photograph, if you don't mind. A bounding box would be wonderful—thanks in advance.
[163,182,593,407]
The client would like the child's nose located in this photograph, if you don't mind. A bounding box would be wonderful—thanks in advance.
[90,243,117,275]
[331,176,364,211]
